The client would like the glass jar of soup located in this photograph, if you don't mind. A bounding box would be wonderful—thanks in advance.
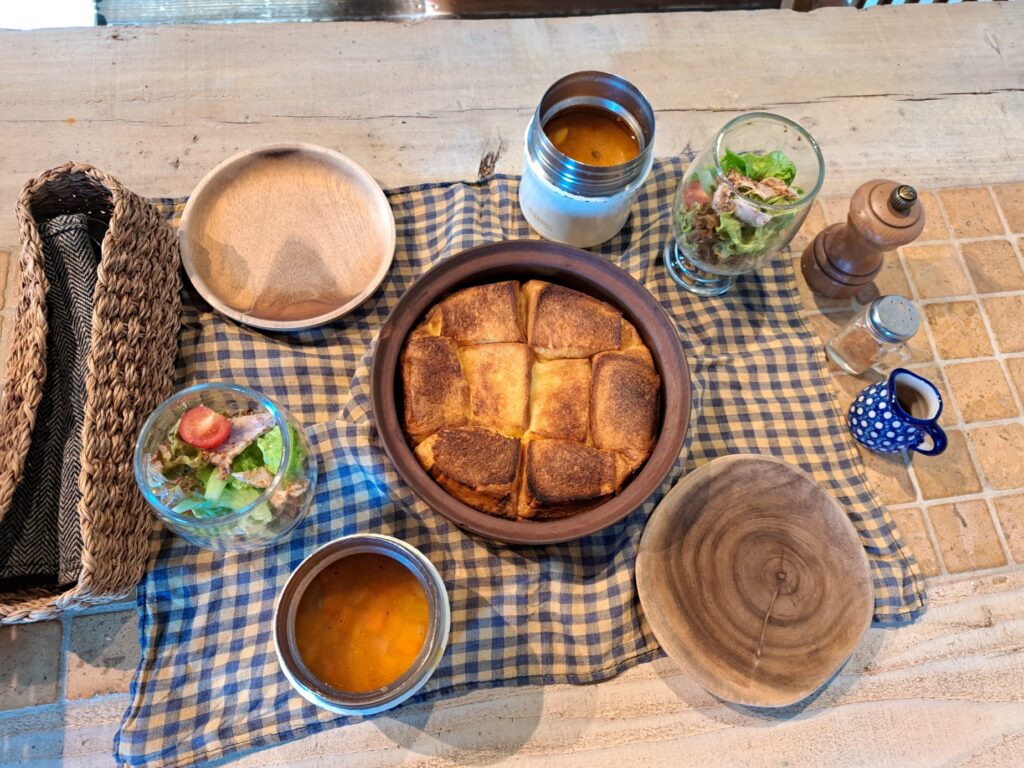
[519,70,656,248]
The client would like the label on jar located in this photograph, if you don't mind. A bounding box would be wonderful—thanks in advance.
[518,160,633,248]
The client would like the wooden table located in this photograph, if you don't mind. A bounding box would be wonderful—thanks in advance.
[1,4,1024,765]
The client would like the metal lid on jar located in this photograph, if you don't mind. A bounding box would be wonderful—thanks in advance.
[527,71,656,198]
[867,295,919,343]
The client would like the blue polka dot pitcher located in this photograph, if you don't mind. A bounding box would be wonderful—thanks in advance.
[848,368,948,456]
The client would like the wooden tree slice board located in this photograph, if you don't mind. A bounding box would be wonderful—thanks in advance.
[636,454,874,708]
[180,143,396,331]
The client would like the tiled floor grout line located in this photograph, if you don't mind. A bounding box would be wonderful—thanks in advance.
[888,486,1024,510]
[912,233,1020,247]
[0,690,132,722]
[932,191,1017,567]
[987,184,1024,276]
[812,200,956,576]
[58,611,72,706]
[812,189,1024,576]
[985,187,1024,415]
[870,242,953,576]
[813,285,1024,310]
[925,558,1024,584]
[0,699,64,721]
[64,598,138,617]
[889,241,956,576]
[805,206,957,578]
[803,202,953,578]
[904,460,949,576]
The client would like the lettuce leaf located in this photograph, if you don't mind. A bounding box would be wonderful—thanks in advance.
[696,166,716,195]
[675,202,701,236]
[156,433,207,478]
[256,427,283,472]
[283,426,305,478]
[254,425,304,478]
[720,148,797,185]
[719,149,747,179]
[231,442,265,473]
[715,210,796,258]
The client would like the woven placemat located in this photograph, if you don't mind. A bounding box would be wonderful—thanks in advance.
[115,158,925,767]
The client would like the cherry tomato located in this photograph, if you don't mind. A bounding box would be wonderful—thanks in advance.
[683,179,710,208]
[178,406,231,449]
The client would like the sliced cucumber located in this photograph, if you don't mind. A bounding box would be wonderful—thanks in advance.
[218,485,262,511]
[204,472,228,501]
[248,502,273,523]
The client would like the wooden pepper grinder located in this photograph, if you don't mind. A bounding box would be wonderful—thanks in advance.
[801,180,925,298]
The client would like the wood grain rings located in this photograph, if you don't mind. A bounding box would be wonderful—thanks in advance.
[637,454,873,707]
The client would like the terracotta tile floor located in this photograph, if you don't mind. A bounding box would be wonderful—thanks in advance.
[804,184,1024,579]
[0,182,1022,717]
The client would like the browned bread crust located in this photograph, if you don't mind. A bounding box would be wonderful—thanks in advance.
[528,358,591,442]
[619,319,654,366]
[460,342,532,437]
[590,351,660,468]
[523,280,621,359]
[438,280,525,345]
[415,426,521,518]
[401,336,469,443]
[401,280,660,521]
[518,438,619,519]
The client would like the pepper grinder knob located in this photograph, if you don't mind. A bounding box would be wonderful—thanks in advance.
[889,184,918,212]
[800,179,925,299]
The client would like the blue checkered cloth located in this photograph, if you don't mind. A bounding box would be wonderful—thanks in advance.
[114,158,926,767]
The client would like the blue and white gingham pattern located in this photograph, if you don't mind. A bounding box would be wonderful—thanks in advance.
[114,158,926,767]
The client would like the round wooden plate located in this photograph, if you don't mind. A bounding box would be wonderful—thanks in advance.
[180,143,396,331]
[636,454,873,707]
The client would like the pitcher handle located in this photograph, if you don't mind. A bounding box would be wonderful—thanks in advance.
[912,423,948,456]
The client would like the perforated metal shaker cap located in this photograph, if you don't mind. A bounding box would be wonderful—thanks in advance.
[868,296,919,343]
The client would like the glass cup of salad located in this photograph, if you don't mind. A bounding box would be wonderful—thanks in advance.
[134,382,317,552]
[664,112,825,296]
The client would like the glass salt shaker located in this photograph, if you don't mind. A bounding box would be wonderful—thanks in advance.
[825,295,919,375]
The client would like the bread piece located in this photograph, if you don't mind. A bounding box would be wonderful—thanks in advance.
[618,319,654,366]
[518,438,620,519]
[401,336,468,443]
[414,427,521,518]
[589,351,660,469]
[523,280,621,359]
[409,306,443,339]
[460,342,531,436]
[528,358,591,442]
[436,281,525,345]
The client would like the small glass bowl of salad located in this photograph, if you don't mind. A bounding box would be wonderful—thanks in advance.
[664,112,824,296]
[134,382,317,552]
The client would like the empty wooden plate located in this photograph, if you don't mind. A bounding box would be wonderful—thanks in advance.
[636,454,873,708]
[180,143,396,331]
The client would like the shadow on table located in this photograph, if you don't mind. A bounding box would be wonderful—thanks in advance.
[662,624,886,726]
[371,583,555,765]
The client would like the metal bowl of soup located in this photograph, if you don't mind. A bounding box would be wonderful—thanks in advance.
[273,534,450,715]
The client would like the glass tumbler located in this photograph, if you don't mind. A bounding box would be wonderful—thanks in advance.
[134,382,317,552]
[664,112,825,296]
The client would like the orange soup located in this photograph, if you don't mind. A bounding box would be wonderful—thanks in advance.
[295,552,429,692]
[543,106,641,167]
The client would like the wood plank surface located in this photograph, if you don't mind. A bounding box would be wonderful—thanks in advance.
[3,570,1022,766]
[1,3,1023,249]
